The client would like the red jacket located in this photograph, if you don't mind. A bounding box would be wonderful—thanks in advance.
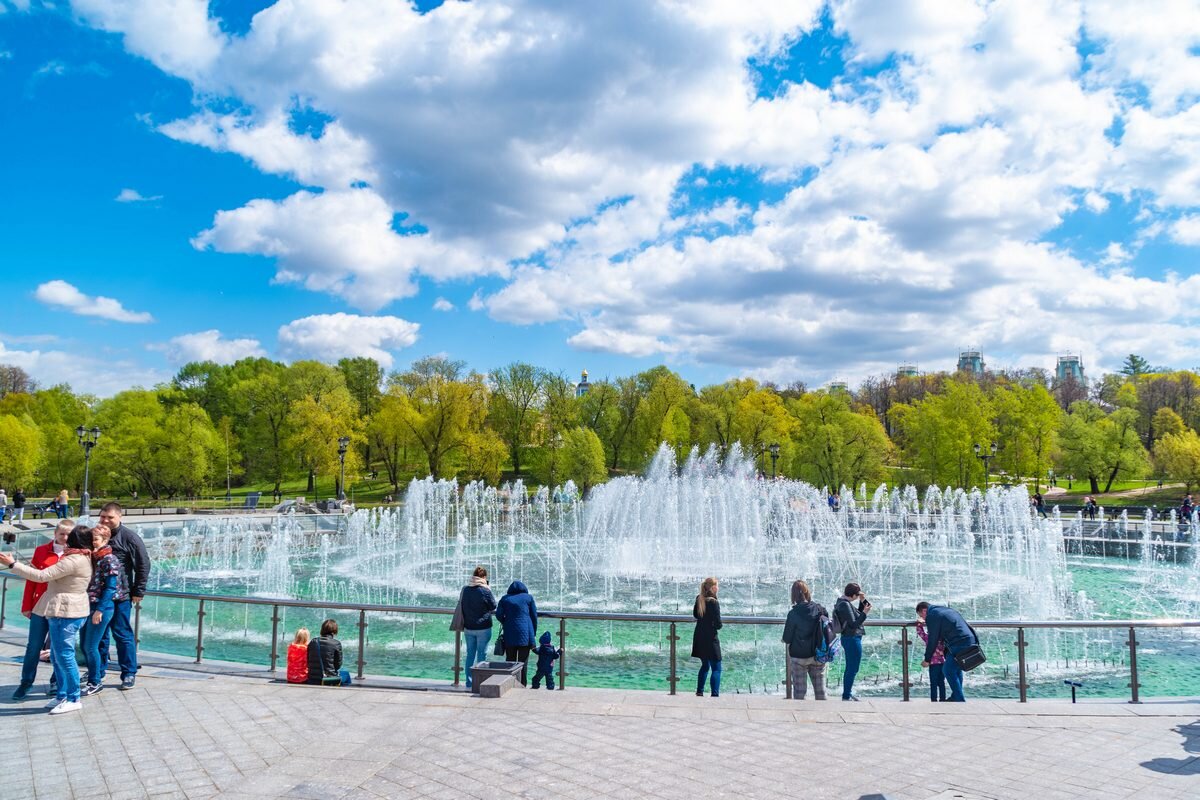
[21,541,61,614]
[287,643,309,684]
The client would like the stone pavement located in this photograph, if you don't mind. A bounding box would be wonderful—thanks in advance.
[1,638,1197,800]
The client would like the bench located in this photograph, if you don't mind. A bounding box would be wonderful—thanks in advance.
[479,675,516,698]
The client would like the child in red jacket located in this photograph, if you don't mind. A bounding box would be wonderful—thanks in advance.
[287,628,310,684]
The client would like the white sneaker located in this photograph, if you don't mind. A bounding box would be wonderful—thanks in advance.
[49,700,82,715]
[45,697,64,710]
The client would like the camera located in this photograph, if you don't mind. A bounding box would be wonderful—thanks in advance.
[2,531,15,544]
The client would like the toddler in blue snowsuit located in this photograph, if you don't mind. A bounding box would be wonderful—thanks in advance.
[532,631,560,690]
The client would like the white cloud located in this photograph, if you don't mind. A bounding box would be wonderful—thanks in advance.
[277,313,419,368]
[70,0,224,80]
[149,329,265,365]
[0,339,168,397]
[66,0,1200,381]
[34,280,154,323]
[432,297,455,312]
[1172,215,1200,245]
[115,187,161,203]
[193,188,493,310]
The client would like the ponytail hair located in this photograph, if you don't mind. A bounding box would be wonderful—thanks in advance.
[694,576,718,618]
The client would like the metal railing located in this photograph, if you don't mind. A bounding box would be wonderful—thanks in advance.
[2,573,1197,703]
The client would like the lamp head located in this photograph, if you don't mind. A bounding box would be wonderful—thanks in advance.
[990,441,998,454]
[973,443,981,455]
[769,443,780,457]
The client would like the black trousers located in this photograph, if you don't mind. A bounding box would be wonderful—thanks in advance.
[504,645,532,685]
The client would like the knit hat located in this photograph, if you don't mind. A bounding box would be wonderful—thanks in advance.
[539,631,552,645]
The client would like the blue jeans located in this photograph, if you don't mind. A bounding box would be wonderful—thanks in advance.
[20,612,51,688]
[841,635,863,699]
[48,616,86,702]
[83,603,116,685]
[463,627,492,688]
[929,663,946,701]
[697,658,721,695]
[99,598,138,679]
[943,646,966,701]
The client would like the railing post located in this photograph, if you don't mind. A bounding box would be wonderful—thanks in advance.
[453,629,462,687]
[356,609,367,681]
[0,576,7,630]
[558,617,568,690]
[900,625,910,702]
[134,600,141,645]
[1127,626,1141,704]
[1016,627,1028,702]
[195,599,205,664]
[668,621,678,695]
[269,604,280,673]
[784,645,792,699]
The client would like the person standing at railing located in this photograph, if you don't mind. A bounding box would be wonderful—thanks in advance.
[458,566,497,690]
[917,601,973,702]
[496,580,538,685]
[97,502,150,691]
[0,525,94,715]
[11,520,73,700]
[833,582,870,701]
[781,579,828,700]
[692,576,722,697]
[13,487,26,522]
[81,523,129,696]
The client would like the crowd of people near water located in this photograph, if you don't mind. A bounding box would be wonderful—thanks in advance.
[2,505,983,710]
[0,503,149,715]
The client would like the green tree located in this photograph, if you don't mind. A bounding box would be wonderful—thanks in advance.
[457,428,508,485]
[1151,407,1186,444]
[368,394,420,492]
[389,356,489,478]
[733,387,793,460]
[578,379,620,465]
[337,357,384,418]
[890,379,994,488]
[632,367,693,463]
[1057,402,1149,494]
[0,414,41,489]
[1154,430,1200,491]
[286,388,364,498]
[1119,354,1152,377]
[787,393,889,489]
[488,362,545,476]
[696,379,756,454]
[991,384,1061,490]
[559,427,608,493]
[235,367,292,495]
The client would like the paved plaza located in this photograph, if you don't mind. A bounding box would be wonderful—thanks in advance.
[2,637,1197,800]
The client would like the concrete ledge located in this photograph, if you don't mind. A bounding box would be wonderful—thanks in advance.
[479,674,516,698]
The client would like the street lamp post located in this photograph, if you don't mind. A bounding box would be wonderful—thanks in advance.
[337,437,350,502]
[76,425,101,517]
[974,441,998,488]
[768,442,780,479]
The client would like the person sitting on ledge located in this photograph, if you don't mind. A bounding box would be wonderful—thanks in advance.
[288,628,310,684]
[307,619,346,686]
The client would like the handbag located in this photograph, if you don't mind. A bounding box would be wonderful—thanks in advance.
[953,625,987,671]
[449,587,466,632]
[493,633,506,657]
[314,637,344,685]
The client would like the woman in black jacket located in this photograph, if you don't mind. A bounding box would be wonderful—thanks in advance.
[834,582,870,701]
[306,618,344,686]
[781,580,829,700]
[460,566,497,689]
[692,576,722,697]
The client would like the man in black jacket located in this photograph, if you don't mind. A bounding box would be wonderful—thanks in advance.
[98,502,150,690]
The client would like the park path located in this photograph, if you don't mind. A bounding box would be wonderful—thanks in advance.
[2,637,1197,800]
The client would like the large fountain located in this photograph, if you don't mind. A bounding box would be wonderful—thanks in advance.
[17,444,1197,697]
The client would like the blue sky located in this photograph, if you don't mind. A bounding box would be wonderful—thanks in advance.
[2,1,1199,396]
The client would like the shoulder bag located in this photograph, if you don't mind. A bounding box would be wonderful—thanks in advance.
[953,624,987,671]
[449,587,466,632]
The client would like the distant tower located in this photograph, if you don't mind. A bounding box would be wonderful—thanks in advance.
[828,381,848,393]
[575,369,590,398]
[1056,354,1085,384]
[896,363,919,379]
[957,349,985,376]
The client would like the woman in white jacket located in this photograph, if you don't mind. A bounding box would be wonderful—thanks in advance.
[0,526,94,714]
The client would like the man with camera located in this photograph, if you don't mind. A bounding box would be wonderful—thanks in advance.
[95,503,150,691]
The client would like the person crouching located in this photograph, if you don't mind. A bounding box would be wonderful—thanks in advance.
[531,631,560,690]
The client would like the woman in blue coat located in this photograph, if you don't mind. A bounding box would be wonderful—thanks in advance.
[495,580,538,685]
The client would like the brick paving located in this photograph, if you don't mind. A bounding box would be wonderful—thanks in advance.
[2,637,1197,800]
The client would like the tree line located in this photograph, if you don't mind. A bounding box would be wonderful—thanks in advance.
[1,353,1198,500]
